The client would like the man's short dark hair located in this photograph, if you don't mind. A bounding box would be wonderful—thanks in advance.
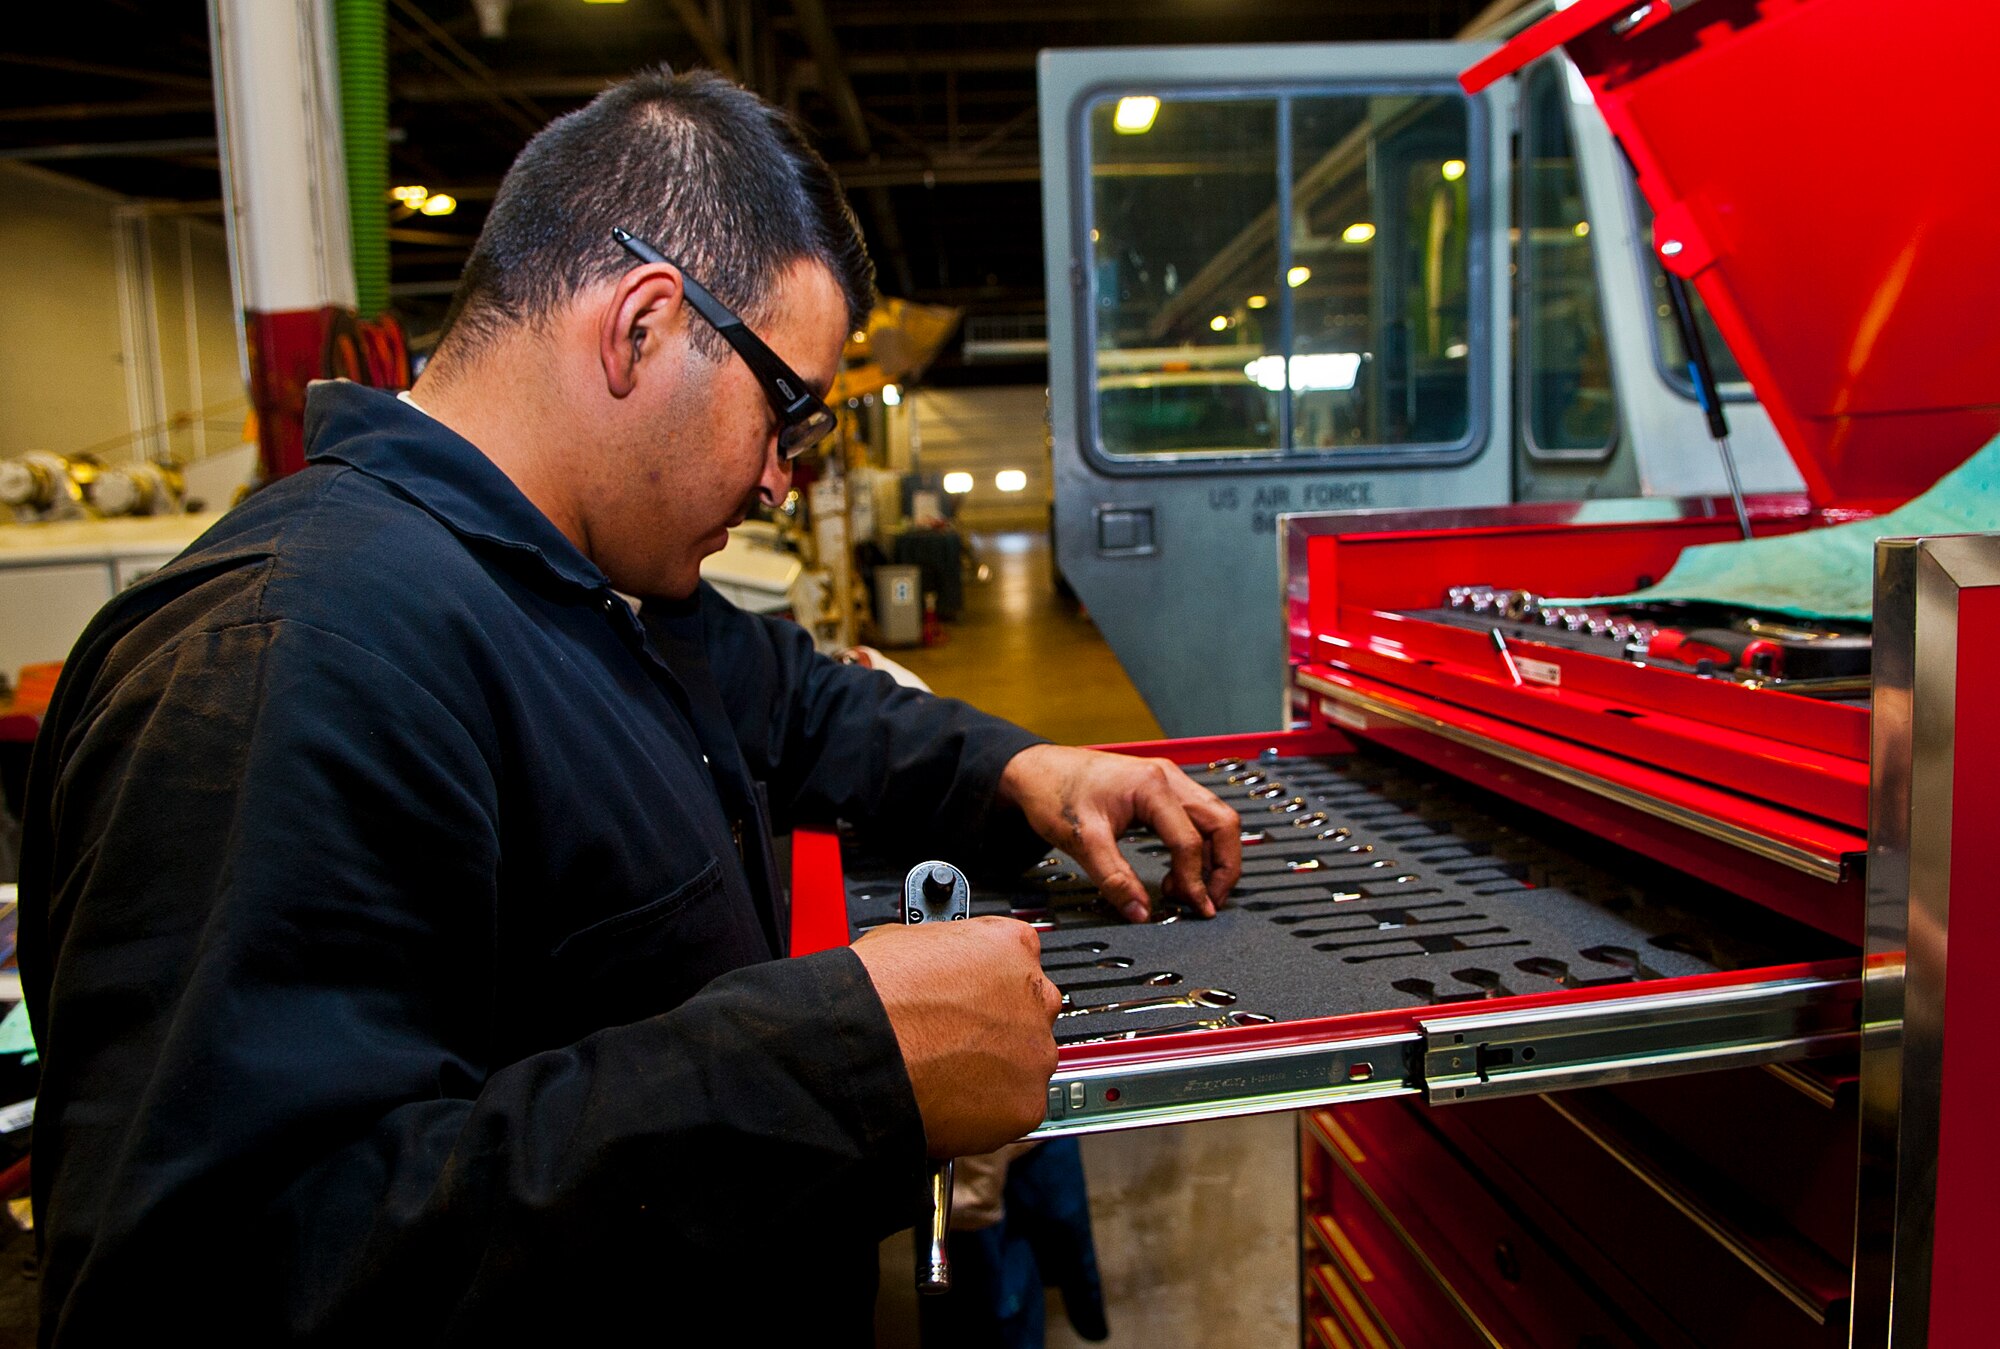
[437,67,874,364]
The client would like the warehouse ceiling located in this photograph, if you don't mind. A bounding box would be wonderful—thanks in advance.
[1,0,1502,348]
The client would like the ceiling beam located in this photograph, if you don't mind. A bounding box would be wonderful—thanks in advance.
[397,74,613,103]
[663,0,738,79]
[830,158,1042,189]
[0,98,214,123]
[388,0,546,137]
[786,0,916,296]
[845,52,1039,75]
[786,0,871,157]
[0,137,218,162]
[0,54,210,91]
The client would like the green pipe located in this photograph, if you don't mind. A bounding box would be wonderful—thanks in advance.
[334,0,389,318]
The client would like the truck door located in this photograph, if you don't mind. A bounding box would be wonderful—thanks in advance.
[1040,44,1516,737]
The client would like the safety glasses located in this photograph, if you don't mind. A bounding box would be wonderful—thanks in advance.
[612,226,838,459]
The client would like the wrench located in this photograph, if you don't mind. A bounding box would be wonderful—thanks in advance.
[902,860,969,1296]
[1059,1011,1277,1046]
[1041,939,1111,955]
[1234,862,1410,895]
[1056,988,1237,1019]
[1058,971,1182,1001]
[1239,851,1387,877]
[1282,900,1471,937]
[1338,930,1533,963]
[1044,956,1134,974]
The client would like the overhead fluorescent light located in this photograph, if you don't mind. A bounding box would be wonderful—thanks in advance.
[995,469,1028,492]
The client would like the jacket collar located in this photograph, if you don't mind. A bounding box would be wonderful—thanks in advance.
[304,380,609,595]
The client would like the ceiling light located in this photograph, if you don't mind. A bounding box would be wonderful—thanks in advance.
[1112,96,1160,135]
[881,383,902,406]
[1090,228,1101,243]
[995,470,1028,493]
[1342,222,1376,244]
[1287,266,1311,288]
[1209,315,1229,332]
[1573,220,1591,237]
[942,472,974,495]
[419,193,458,216]
[1442,159,1467,181]
[1243,352,1362,393]
[1246,294,1268,310]
[851,329,868,343]
[390,184,428,205]
[582,0,629,5]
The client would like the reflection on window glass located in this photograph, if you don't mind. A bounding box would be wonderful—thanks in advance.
[1291,94,1471,451]
[1632,185,1747,392]
[1522,61,1615,454]
[1090,97,1280,456]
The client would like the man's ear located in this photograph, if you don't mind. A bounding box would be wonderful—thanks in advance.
[598,264,685,399]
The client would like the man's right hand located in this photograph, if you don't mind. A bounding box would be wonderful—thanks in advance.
[851,917,1061,1159]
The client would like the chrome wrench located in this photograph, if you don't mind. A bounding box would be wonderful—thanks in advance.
[903,860,969,1295]
[1059,1011,1277,1046]
[1055,987,1237,1019]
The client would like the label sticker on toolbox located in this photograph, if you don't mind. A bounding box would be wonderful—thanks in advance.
[1319,698,1370,731]
[1516,657,1561,687]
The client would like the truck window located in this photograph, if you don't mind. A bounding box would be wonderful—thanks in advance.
[1291,94,1471,451]
[1630,181,1751,398]
[1521,59,1617,458]
[1085,88,1477,464]
[1090,96,1282,457]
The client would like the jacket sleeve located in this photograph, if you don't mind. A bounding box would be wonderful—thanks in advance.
[692,586,1050,868]
[22,615,926,1343]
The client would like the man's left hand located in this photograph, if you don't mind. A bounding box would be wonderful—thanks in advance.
[997,744,1241,923]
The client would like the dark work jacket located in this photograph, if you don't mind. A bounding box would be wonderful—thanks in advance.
[17,381,1045,1346]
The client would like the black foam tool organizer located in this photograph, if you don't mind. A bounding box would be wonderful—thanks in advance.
[839,749,1843,1045]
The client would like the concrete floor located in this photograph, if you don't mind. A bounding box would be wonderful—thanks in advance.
[875,531,1299,1349]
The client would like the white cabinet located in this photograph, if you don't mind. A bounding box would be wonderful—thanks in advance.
[0,515,221,677]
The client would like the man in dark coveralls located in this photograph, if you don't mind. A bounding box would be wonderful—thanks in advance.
[17,68,1241,1346]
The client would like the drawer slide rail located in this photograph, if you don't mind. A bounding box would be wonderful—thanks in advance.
[1036,975,1858,1136]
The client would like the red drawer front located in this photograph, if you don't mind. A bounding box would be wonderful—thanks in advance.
[1422,1076,1853,1347]
[1303,1106,1644,1348]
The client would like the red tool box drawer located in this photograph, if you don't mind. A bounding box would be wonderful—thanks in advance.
[798,726,1861,1138]
[1305,1102,1647,1347]
[1424,1077,1853,1347]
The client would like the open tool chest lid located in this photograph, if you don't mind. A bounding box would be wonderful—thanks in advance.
[1463,0,2000,508]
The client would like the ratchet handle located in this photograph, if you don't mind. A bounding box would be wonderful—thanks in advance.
[918,1159,955,1295]
[902,860,970,1295]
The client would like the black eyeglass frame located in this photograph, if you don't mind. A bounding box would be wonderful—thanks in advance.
[611,226,838,460]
